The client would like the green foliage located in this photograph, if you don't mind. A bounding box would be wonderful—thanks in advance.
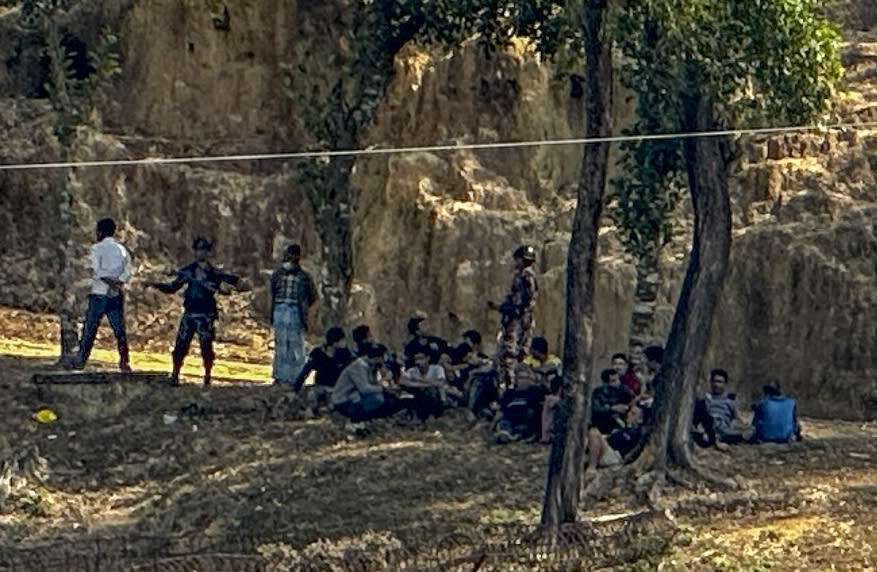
[610,0,843,258]
[2,0,121,145]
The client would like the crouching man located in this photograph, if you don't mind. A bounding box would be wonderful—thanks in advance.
[331,343,401,428]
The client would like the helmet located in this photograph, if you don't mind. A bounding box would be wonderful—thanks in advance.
[513,245,536,262]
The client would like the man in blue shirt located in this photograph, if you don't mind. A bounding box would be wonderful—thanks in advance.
[752,381,802,443]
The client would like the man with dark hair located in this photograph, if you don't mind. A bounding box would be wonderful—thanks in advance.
[270,243,317,385]
[493,362,548,444]
[292,326,353,414]
[523,337,562,443]
[590,367,634,435]
[146,237,247,386]
[611,352,642,396]
[403,316,448,368]
[351,324,373,356]
[331,343,401,428]
[70,217,133,371]
[400,349,460,421]
[692,368,741,450]
[488,244,538,390]
[752,380,802,443]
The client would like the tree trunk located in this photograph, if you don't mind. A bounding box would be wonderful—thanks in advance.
[636,89,731,468]
[46,20,80,364]
[57,166,80,362]
[300,10,419,329]
[314,155,357,329]
[541,0,613,526]
[627,241,661,371]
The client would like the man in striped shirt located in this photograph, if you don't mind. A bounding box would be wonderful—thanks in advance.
[70,218,133,372]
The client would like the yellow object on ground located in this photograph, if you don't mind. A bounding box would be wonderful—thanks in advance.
[34,408,58,423]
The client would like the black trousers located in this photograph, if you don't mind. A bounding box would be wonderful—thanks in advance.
[172,313,215,367]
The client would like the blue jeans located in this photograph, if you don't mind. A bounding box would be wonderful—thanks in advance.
[77,294,129,368]
[273,304,305,384]
[335,392,401,422]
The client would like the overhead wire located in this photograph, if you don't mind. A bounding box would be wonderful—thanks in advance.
[0,120,876,172]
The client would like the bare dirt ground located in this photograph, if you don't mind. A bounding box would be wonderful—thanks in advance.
[1,308,877,570]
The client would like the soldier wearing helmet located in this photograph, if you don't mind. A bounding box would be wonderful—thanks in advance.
[488,244,538,390]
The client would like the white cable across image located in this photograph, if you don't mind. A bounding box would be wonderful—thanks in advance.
[0,120,876,172]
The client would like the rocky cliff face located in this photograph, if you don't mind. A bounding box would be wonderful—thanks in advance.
[0,1,875,418]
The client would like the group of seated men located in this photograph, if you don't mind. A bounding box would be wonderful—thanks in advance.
[586,359,804,471]
[289,319,803,457]
[289,317,563,440]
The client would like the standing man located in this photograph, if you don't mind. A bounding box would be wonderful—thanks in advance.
[488,244,538,390]
[70,217,133,372]
[146,237,246,386]
[270,244,317,385]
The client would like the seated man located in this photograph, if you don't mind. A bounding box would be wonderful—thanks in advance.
[493,364,547,444]
[524,337,562,386]
[331,343,401,425]
[590,368,635,435]
[400,350,462,421]
[752,380,802,443]
[692,368,743,449]
[522,337,563,444]
[351,324,373,357]
[587,405,644,471]
[292,327,354,414]
[611,352,642,396]
[403,317,449,368]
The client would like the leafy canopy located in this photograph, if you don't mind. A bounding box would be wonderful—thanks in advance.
[611,0,843,257]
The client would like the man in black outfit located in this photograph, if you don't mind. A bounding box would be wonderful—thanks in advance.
[146,237,247,386]
[293,326,354,414]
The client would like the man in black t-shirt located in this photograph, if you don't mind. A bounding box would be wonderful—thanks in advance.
[292,327,354,413]
[147,237,248,386]
[403,317,448,367]
[590,368,635,434]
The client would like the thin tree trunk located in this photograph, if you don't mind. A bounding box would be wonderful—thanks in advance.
[301,10,421,329]
[57,167,80,362]
[46,20,80,363]
[315,155,357,328]
[637,88,731,468]
[627,241,661,371]
[542,0,613,526]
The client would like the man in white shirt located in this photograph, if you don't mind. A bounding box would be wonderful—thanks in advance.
[70,218,133,371]
[400,350,461,421]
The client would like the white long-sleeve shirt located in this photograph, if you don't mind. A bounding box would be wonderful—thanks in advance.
[90,237,133,296]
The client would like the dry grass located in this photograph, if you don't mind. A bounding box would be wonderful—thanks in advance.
[3,307,877,569]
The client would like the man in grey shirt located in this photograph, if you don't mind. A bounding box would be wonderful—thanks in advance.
[332,343,400,422]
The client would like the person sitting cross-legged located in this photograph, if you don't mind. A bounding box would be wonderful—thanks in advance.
[590,368,635,435]
[493,364,547,444]
[400,350,462,422]
[692,368,744,450]
[331,343,402,432]
[586,404,644,472]
[522,337,562,444]
[752,380,802,443]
